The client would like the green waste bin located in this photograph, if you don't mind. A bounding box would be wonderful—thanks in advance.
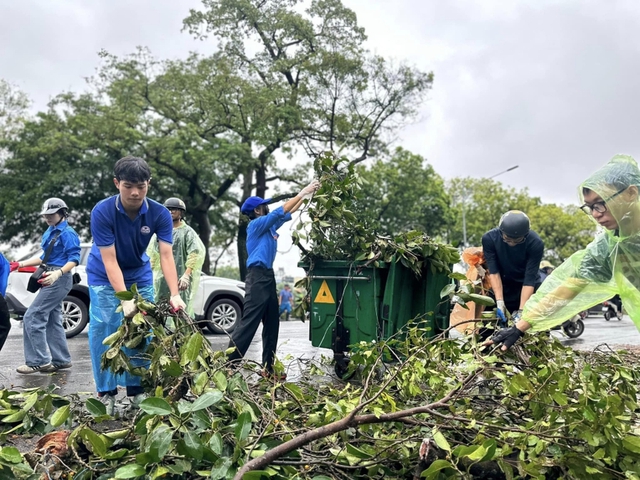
[300,258,452,373]
[380,261,452,340]
[303,260,388,351]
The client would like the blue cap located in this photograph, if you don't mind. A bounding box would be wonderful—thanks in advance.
[241,196,271,215]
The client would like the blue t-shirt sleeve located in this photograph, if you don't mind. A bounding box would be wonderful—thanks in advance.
[60,228,81,265]
[523,236,544,286]
[481,232,499,274]
[155,208,173,244]
[91,204,115,248]
[250,206,291,236]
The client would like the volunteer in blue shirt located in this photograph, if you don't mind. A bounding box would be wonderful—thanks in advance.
[228,180,320,379]
[86,156,186,414]
[0,253,9,358]
[9,198,81,374]
[481,210,544,325]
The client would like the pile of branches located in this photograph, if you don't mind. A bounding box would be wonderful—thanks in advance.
[1,291,640,479]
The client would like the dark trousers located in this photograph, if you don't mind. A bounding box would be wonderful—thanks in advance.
[228,267,280,371]
[0,294,10,353]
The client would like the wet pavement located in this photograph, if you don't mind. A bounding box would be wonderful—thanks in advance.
[1,313,638,395]
[0,319,328,395]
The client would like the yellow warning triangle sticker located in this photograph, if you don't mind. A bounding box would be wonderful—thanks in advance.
[314,280,335,304]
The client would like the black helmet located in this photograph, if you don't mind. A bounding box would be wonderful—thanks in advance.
[164,197,186,211]
[499,210,530,238]
[40,197,68,215]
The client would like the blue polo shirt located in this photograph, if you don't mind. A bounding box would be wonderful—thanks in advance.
[246,206,292,268]
[86,195,173,287]
[40,220,81,268]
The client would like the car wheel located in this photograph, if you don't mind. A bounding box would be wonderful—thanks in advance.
[205,298,241,334]
[62,295,89,338]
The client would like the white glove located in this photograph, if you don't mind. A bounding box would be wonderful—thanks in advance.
[496,300,506,313]
[300,180,320,196]
[178,273,191,291]
[121,299,138,318]
[40,269,63,286]
[170,294,187,312]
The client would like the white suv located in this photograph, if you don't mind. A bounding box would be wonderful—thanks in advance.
[6,243,245,337]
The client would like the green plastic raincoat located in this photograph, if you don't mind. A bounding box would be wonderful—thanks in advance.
[148,221,206,317]
[522,155,640,332]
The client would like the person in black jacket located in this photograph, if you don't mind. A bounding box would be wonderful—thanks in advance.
[481,210,544,325]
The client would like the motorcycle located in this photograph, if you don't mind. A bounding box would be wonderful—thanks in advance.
[603,296,623,321]
[552,310,586,338]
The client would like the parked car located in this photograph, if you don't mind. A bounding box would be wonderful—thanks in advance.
[6,243,245,337]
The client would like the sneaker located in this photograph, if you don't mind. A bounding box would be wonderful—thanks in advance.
[51,363,72,371]
[260,370,287,382]
[16,364,54,374]
[98,394,116,416]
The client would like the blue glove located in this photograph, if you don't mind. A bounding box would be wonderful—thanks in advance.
[496,300,508,327]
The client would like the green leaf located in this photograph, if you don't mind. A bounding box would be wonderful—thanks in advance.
[421,459,453,478]
[209,433,223,455]
[147,424,174,462]
[182,431,204,461]
[50,404,70,427]
[139,397,173,415]
[466,445,487,461]
[115,291,134,301]
[623,435,640,453]
[0,447,23,464]
[210,457,232,480]
[213,371,227,391]
[86,398,107,416]
[2,410,26,423]
[433,430,451,452]
[189,390,224,412]
[114,464,147,479]
[346,443,372,459]
[439,283,456,298]
[180,332,204,366]
[80,427,107,457]
[468,294,495,306]
[235,411,252,442]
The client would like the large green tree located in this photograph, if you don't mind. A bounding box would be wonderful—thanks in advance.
[183,0,433,277]
[354,147,453,238]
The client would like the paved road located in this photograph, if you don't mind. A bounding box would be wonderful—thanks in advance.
[0,313,637,395]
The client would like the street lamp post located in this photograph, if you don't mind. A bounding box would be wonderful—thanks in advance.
[461,165,519,248]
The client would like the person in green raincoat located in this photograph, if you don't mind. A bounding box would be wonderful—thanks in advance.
[148,198,206,317]
[486,154,640,350]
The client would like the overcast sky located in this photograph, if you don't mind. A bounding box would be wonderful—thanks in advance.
[2,0,639,272]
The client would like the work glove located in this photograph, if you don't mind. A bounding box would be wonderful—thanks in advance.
[512,309,523,323]
[9,262,20,272]
[300,180,321,197]
[170,294,187,312]
[121,299,138,318]
[496,300,508,327]
[178,273,191,291]
[484,326,524,351]
[39,269,63,286]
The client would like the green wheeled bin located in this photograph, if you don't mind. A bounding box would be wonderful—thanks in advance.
[301,258,452,375]
[301,260,388,374]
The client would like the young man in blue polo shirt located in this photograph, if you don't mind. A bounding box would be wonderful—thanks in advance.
[86,156,186,413]
[228,180,320,379]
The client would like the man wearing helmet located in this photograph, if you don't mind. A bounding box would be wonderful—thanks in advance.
[481,210,544,325]
[8,198,81,373]
[86,156,187,413]
[487,154,640,350]
[147,197,206,317]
